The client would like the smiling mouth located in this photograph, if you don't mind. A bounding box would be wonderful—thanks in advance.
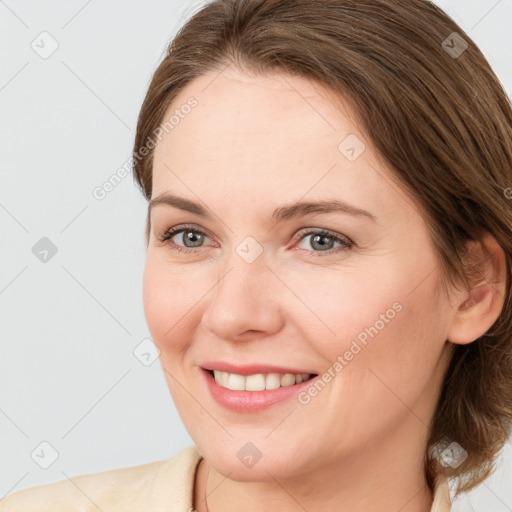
[205,369,318,391]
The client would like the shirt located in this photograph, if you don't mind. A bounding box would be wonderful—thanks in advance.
[0,445,452,511]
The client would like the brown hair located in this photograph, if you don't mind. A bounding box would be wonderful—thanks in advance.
[132,0,512,498]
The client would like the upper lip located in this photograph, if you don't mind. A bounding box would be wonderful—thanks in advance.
[201,361,317,376]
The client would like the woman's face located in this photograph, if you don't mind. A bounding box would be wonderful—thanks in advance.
[144,66,457,480]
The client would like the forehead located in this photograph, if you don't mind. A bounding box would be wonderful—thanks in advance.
[150,66,415,223]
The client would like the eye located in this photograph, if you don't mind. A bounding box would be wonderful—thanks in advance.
[293,228,353,257]
[157,224,353,257]
[157,224,213,254]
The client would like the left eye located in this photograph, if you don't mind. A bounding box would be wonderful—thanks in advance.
[294,229,353,256]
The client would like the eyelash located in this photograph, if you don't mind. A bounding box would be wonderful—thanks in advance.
[157,223,353,257]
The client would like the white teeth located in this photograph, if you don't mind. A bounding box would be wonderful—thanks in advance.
[245,374,266,391]
[211,370,311,391]
[265,373,281,390]
[213,370,227,387]
[227,373,245,390]
[280,373,296,387]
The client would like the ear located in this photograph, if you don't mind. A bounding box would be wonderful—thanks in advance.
[447,232,507,345]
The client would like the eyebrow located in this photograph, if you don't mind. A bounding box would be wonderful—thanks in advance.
[148,193,377,223]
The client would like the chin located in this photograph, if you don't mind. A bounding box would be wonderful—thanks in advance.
[195,436,311,481]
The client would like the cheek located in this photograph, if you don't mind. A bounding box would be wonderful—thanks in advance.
[342,283,446,434]
[142,255,196,354]
[290,261,447,403]
[288,246,445,354]
[279,264,410,350]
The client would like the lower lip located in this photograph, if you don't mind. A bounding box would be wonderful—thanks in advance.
[200,368,319,412]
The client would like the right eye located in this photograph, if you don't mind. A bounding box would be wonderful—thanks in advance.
[158,224,213,254]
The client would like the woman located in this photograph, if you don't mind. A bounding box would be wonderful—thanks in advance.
[2,0,511,511]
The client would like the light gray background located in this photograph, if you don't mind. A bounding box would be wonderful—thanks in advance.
[0,0,511,509]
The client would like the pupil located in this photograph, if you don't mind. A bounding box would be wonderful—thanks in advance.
[185,231,203,247]
[312,234,333,251]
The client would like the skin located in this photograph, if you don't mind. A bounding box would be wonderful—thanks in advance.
[143,64,506,512]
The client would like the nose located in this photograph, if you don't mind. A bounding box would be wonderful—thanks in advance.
[200,257,285,342]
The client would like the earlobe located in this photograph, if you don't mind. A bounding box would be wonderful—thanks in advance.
[447,233,506,346]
